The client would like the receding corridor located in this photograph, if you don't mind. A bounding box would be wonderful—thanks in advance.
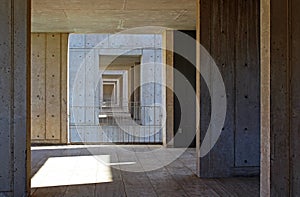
[1,0,300,196]
[30,145,259,197]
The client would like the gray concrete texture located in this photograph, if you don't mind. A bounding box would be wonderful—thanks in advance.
[0,0,30,196]
[198,0,260,177]
[261,0,300,196]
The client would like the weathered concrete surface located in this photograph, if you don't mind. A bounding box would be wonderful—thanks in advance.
[198,0,260,177]
[31,33,69,144]
[261,0,300,196]
[0,0,30,196]
[31,0,196,33]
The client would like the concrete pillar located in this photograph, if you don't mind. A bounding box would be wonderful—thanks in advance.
[197,0,260,177]
[130,65,135,116]
[162,30,174,147]
[261,0,300,196]
[122,72,129,111]
[0,0,30,196]
[133,63,140,120]
[141,50,155,126]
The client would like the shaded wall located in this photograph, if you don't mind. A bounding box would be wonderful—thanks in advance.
[261,0,300,195]
[199,0,260,177]
[173,30,196,148]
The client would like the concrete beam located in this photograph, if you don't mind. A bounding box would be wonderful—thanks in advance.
[0,0,31,196]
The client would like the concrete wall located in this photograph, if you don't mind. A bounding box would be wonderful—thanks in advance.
[69,34,163,143]
[198,0,260,177]
[0,0,30,196]
[31,33,68,144]
[173,30,196,148]
[261,0,300,196]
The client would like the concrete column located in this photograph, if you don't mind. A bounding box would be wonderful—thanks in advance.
[140,50,154,126]
[162,30,174,147]
[133,63,140,120]
[122,72,129,111]
[0,0,31,196]
[130,65,135,117]
[261,0,300,196]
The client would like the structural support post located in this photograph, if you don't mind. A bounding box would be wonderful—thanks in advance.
[162,30,174,147]
[133,63,140,120]
[261,0,300,196]
[260,0,270,195]
[0,0,31,196]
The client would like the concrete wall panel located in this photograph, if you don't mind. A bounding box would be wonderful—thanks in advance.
[199,0,260,177]
[31,33,68,144]
[234,0,260,167]
[45,33,61,140]
[60,33,69,143]
[31,34,46,140]
[85,50,96,125]
[141,49,155,127]
[69,50,86,126]
[85,34,109,48]
[69,34,85,48]
[155,34,163,49]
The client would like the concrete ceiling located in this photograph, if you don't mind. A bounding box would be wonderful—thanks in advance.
[32,0,196,33]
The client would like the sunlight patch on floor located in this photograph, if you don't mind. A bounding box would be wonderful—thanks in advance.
[31,155,113,188]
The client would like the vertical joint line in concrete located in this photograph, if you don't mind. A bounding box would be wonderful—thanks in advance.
[287,0,292,193]
[10,0,15,191]
[44,35,48,140]
[60,34,63,143]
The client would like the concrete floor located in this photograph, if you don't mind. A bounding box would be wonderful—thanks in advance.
[30,145,259,197]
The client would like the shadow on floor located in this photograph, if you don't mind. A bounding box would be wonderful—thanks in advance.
[31,145,259,197]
